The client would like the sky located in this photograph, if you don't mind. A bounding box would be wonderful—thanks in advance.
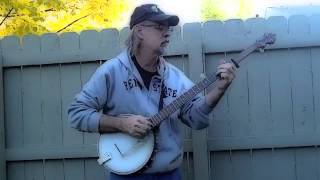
[135,0,320,24]
[136,0,202,24]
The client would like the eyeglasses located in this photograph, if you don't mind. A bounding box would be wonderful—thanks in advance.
[140,24,173,33]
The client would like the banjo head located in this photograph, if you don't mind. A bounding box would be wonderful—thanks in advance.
[98,132,154,175]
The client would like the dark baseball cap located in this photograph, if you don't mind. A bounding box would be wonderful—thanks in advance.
[129,4,179,29]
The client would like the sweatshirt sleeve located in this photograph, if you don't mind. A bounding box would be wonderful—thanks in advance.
[67,64,110,132]
[178,74,213,130]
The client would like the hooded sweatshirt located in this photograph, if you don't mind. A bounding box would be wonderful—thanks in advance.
[68,50,212,173]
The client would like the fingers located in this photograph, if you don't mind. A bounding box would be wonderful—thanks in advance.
[138,119,153,130]
[216,60,236,82]
[217,66,235,76]
[135,120,151,131]
[219,59,226,64]
[217,62,236,72]
[216,68,235,82]
[217,67,235,76]
[120,114,152,138]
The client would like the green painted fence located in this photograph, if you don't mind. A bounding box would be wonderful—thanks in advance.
[1,15,320,180]
[0,33,5,180]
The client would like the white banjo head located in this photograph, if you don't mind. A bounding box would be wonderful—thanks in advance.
[98,132,154,175]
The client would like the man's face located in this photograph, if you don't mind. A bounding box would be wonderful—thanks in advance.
[139,20,173,55]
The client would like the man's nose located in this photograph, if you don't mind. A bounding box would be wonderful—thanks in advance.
[163,32,170,38]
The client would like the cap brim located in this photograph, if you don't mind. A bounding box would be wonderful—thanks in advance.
[148,14,179,26]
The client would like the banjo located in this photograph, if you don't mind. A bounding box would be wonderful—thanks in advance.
[97,33,276,175]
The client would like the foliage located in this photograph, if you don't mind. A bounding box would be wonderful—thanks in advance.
[201,0,254,21]
[0,0,134,37]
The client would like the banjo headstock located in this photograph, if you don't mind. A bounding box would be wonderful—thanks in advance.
[255,33,276,49]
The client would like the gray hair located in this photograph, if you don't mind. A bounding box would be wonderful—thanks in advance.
[125,26,141,56]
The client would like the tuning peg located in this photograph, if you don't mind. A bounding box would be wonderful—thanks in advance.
[259,48,265,53]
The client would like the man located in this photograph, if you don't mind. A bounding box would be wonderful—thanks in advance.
[68,4,236,180]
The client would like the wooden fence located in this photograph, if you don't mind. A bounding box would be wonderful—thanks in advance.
[0,15,320,180]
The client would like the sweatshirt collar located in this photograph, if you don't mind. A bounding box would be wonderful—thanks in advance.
[117,49,166,78]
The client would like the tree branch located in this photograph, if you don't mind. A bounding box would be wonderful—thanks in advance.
[44,8,55,12]
[0,8,14,27]
[56,14,90,33]
[0,9,56,18]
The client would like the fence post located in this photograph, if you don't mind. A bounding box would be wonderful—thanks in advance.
[0,39,6,180]
[183,23,209,180]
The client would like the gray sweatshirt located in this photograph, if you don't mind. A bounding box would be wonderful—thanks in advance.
[68,50,212,173]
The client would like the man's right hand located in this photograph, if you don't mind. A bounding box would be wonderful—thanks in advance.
[118,114,152,138]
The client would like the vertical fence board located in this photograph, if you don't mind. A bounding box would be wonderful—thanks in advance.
[245,18,268,36]
[211,151,233,180]
[25,161,44,180]
[2,36,21,66]
[295,147,318,180]
[4,68,24,148]
[203,20,232,139]
[247,52,272,136]
[184,22,209,180]
[119,27,129,50]
[100,29,121,59]
[245,18,274,137]
[310,15,320,35]
[268,50,294,135]
[44,160,64,180]
[7,162,24,180]
[288,15,310,35]
[22,67,42,146]
[166,56,189,74]
[252,150,273,180]
[224,19,248,49]
[80,30,100,53]
[60,32,80,63]
[41,65,63,146]
[21,35,41,65]
[224,19,246,36]
[206,54,231,138]
[227,52,250,137]
[79,30,114,60]
[289,49,314,134]
[317,148,320,180]
[84,159,107,180]
[61,64,83,146]
[312,48,320,133]
[231,151,252,180]
[267,16,288,34]
[272,149,296,180]
[0,40,5,180]
[64,159,85,180]
[181,152,194,180]
[202,20,224,52]
[40,33,60,64]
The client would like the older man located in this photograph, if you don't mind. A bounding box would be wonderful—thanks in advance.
[68,4,236,180]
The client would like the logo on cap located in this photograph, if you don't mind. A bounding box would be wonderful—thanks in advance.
[151,5,159,12]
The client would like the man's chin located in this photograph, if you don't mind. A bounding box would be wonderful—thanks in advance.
[155,48,166,56]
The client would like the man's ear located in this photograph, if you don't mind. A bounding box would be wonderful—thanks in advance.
[136,25,144,40]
